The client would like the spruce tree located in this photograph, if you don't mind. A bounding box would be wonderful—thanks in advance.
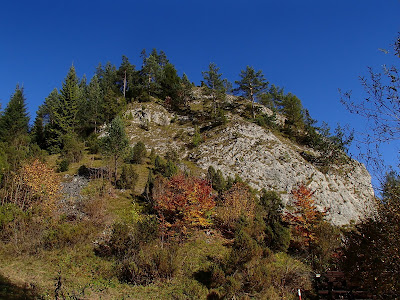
[59,65,81,133]
[86,75,104,133]
[0,85,29,143]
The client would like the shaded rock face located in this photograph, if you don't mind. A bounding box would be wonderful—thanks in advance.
[191,120,375,225]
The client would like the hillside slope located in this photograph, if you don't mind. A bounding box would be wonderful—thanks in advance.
[123,94,376,226]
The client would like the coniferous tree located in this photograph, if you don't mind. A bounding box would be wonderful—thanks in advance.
[281,92,304,133]
[100,116,129,183]
[234,66,268,118]
[41,89,63,153]
[97,62,123,122]
[0,85,29,143]
[179,73,193,108]
[86,74,104,133]
[117,55,138,101]
[141,53,162,98]
[160,63,182,109]
[202,62,225,116]
[58,65,81,134]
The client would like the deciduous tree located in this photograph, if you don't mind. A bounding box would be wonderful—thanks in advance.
[153,174,215,237]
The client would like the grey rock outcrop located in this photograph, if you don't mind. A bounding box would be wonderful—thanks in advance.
[122,100,376,226]
[191,119,375,225]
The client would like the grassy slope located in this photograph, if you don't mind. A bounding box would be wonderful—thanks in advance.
[0,96,314,299]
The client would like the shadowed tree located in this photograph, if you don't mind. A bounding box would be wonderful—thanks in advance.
[0,85,29,143]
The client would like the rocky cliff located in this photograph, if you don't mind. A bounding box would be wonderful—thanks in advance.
[124,96,376,226]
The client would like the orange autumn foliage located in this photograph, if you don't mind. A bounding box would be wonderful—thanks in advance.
[284,184,325,247]
[153,174,215,235]
[2,159,61,211]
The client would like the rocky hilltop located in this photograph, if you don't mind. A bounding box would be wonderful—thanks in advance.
[124,93,376,226]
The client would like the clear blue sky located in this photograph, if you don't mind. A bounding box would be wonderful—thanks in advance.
[1,0,400,180]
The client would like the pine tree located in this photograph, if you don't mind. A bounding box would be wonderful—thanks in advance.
[160,63,181,109]
[0,85,29,143]
[202,62,225,116]
[100,116,129,183]
[234,66,268,118]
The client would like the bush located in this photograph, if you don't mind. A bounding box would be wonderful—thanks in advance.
[129,141,147,164]
[165,148,179,163]
[192,127,202,147]
[42,220,95,249]
[61,133,84,163]
[57,159,69,172]
[154,156,178,178]
[78,165,90,177]
[215,183,255,230]
[87,133,101,154]
[118,242,179,285]
[117,164,138,190]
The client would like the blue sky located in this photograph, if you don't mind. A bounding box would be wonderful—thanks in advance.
[1,0,400,181]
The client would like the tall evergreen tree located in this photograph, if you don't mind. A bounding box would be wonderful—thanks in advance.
[202,62,225,116]
[141,53,162,97]
[0,85,29,143]
[117,55,137,101]
[58,65,81,133]
[96,62,124,121]
[160,63,181,109]
[38,89,63,153]
[260,84,285,110]
[86,74,104,133]
[234,66,268,118]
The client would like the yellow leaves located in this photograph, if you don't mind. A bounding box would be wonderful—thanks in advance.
[5,159,61,211]
[21,159,60,198]
[216,182,255,229]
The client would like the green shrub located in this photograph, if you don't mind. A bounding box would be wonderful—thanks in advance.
[57,159,69,172]
[129,141,147,164]
[192,127,202,147]
[154,156,178,178]
[87,133,101,154]
[61,133,84,163]
[42,221,94,249]
[117,164,138,190]
[165,148,179,163]
[118,242,179,285]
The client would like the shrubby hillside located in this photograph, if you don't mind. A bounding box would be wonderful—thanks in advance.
[0,48,396,299]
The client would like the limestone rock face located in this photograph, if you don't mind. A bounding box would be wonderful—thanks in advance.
[126,103,172,127]
[123,100,376,226]
[191,120,375,225]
